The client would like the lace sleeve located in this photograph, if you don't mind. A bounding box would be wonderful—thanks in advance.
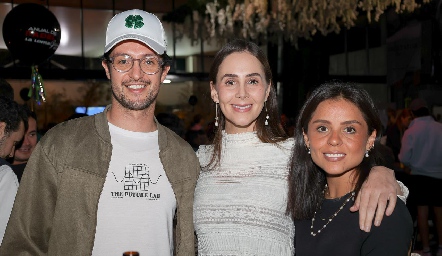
[397,180,409,203]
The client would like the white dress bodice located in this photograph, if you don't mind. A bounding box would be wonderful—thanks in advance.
[194,131,295,255]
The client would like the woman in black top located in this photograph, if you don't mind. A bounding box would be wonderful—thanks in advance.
[287,82,413,255]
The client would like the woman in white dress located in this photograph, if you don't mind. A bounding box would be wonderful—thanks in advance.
[193,39,404,256]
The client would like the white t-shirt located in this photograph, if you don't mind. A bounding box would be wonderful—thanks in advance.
[92,123,176,256]
[0,164,18,245]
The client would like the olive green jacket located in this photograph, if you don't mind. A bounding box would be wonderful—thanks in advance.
[0,106,200,256]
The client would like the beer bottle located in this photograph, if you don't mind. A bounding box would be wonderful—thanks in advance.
[123,251,139,256]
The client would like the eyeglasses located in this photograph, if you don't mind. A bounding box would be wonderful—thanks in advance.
[107,55,164,75]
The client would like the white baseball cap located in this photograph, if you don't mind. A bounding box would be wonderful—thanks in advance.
[104,9,167,54]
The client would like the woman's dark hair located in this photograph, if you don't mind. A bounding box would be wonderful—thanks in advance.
[286,82,384,220]
[206,39,288,168]
[0,96,28,137]
[0,78,14,100]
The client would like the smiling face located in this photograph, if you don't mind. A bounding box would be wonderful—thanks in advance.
[13,116,37,164]
[303,98,376,179]
[102,40,170,111]
[210,51,270,134]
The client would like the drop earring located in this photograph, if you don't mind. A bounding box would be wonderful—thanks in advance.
[308,148,311,154]
[265,102,269,126]
[214,102,219,127]
[365,144,373,157]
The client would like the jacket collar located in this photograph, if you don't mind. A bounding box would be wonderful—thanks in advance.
[94,104,170,152]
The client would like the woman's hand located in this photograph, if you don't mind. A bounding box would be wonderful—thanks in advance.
[350,166,402,232]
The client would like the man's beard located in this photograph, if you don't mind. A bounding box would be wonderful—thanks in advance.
[111,79,159,111]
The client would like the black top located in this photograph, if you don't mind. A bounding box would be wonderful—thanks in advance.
[11,162,26,182]
[295,193,413,256]
[0,158,10,166]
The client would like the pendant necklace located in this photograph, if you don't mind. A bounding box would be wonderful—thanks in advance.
[310,185,355,237]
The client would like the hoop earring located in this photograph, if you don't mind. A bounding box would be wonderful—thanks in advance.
[265,102,269,126]
[215,102,219,127]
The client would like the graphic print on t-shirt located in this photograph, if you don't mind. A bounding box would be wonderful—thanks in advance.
[109,163,164,200]
[92,124,176,256]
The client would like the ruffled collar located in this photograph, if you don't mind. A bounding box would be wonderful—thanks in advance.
[221,130,260,145]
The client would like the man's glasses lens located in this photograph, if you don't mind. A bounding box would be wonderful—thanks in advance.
[110,55,161,74]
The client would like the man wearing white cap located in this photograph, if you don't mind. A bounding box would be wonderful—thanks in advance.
[0,10,199,256]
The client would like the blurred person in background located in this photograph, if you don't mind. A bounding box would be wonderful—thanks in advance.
[399,98,442,256]
[10,108,38,182]
[386,108,413,167]
[0,79,14,100]
[185,114,209,151]
[156,112,185,138]
[385,108,414,217]
[0,96,26,245]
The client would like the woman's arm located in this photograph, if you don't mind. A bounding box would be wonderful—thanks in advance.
[360,199,413,255]
[350,166,408,232]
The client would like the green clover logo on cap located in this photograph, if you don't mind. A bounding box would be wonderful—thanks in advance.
[125,15,144,29]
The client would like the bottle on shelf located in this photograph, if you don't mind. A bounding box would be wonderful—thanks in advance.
[123,251,139,256]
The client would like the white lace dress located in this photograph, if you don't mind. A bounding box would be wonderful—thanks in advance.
[194,131,295,256]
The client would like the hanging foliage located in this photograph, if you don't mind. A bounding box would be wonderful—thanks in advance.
[29,66,46,105]
[163,0,430,47]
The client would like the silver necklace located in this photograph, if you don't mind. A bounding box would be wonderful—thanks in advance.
[310,186,355,237]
